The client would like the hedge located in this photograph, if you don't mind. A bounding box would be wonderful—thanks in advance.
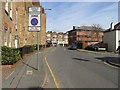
[1,46,21,65]
[1,45,43,65]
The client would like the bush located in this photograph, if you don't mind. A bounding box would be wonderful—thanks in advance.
[18,45,37,58]
[30,45,36,52]
[1,46,21,65]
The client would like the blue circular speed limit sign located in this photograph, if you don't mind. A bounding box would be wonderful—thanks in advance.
[31,18,38,26]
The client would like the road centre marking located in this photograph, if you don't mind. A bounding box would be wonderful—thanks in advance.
[44,56,60,89]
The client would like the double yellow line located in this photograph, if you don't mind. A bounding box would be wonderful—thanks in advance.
[44,56,60,89]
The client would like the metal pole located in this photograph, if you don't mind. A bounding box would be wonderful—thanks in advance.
[37,31,39,70]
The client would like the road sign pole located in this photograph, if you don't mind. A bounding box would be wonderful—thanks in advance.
[37,31,39,70]
[28,7,41,70]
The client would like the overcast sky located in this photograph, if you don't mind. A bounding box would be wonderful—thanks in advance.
[41,2,118,32]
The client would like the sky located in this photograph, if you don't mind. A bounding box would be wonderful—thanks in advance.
[41,2,118,33]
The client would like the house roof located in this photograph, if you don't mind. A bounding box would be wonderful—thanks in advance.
[76,26,97,30]
[114,22,120,30]
[104,22,120,33]
[68,26,104,33]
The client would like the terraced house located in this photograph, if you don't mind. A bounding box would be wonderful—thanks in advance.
[0,0,46,48]
[46,31,68,46]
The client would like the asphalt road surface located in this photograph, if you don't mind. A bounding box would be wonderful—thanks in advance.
[2,47,119,89]
[44,46,119,88]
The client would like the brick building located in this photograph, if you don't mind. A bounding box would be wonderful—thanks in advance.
[0,1,2,48]
[1,1,46,48]
[68,26,104,49]
[46,31,68,46]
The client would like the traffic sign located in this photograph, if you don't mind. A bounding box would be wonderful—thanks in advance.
[31,18,38,26]
[28,7,41,32]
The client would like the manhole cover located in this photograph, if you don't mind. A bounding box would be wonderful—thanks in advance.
[26,70,33,75]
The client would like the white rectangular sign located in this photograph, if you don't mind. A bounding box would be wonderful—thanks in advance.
[28,7,41,32]
[28,26,40,32]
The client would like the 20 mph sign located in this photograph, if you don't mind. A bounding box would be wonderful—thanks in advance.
[28,7,41,32]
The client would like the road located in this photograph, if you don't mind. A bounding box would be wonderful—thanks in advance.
[44,46,119,88]
[2,47,119,89]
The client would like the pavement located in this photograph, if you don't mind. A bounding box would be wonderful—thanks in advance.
[1,47,50,89]
[2,53,31,81]
[77,49,120,68]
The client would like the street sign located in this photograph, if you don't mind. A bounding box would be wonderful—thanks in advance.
[28,7,41,32]
[28,7,40,70]
[31,18,38,26]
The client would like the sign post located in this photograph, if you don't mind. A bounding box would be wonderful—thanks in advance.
[28,7,41,70]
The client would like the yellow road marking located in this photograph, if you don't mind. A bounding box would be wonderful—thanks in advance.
[104,62,119,69]
[45,56,60,89]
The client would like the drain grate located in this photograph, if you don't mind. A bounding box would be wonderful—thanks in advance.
[26,70,33,75]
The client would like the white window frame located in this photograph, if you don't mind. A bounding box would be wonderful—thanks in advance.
[9,32,12,47]
[10,2,13,18]
[5,0,8,13]
[4,28,7,46]
[15,9,18,29]
[47,34,51,37]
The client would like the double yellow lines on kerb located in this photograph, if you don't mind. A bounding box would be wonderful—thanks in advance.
[45,56,60,89]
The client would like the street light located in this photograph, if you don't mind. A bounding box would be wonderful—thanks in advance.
[37,8,51,70]
[44,8,51,48]
[44,8,52,10]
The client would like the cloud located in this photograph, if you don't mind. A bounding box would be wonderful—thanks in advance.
[40,0,120,2]
[41,2,118,32]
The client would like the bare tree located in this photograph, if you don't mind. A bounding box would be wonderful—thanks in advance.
[92,24,103,41]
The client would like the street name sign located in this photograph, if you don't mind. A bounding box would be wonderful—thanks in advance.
[28,7,41,32]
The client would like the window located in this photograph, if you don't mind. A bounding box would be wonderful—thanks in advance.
[53,35,57,38]
[64,39,68,42]
[53,38,57,41]
[10,2,13,19]
[47,38,51,41]
[59,35,62,39]
[47,34,51,37]
[64,36,68,38]
[9,32,12,47]
[5,0,8,13]
[4,28,7,46]
[15,9,18,29]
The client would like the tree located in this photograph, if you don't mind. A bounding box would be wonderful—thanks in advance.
[91,24,103,41]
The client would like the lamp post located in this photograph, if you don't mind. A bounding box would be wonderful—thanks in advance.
[37,7,51,70]
[44,8,51,48]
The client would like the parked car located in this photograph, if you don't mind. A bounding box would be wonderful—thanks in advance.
[68,44,77,50]
[85,45,99,51]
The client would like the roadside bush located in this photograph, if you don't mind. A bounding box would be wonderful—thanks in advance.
[1,46,21,65]
[30,45,36,52]
[18,45,37,58]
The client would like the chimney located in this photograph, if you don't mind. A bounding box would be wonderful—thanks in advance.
[110,22,114,30]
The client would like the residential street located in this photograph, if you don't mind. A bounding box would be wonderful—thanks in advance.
[2,47,119,89]
[1,1,120,90]
[44,46,119,88]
